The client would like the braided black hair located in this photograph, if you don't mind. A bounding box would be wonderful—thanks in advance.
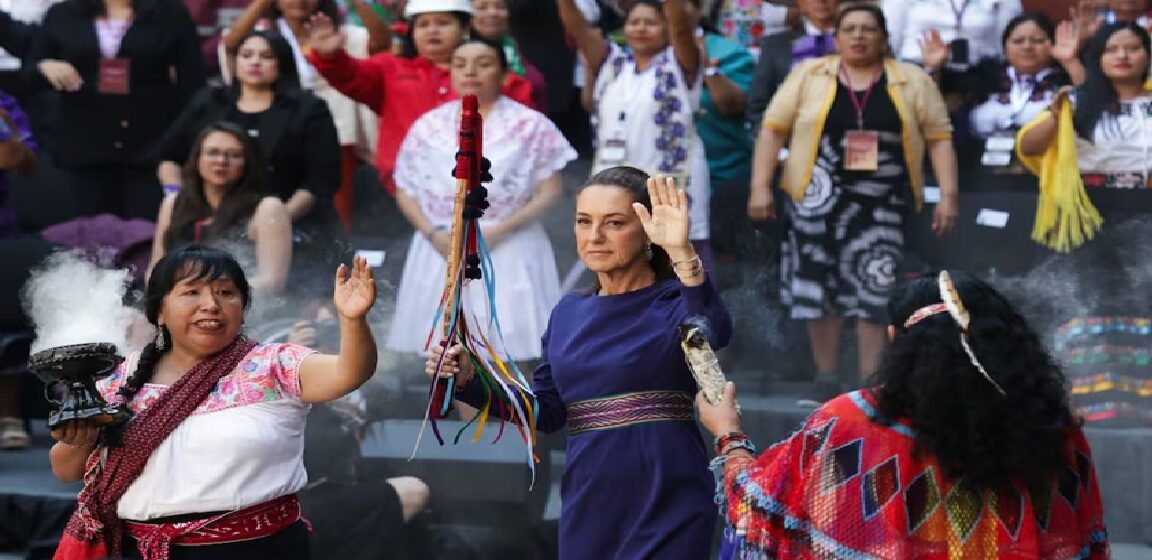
[103,245,251,446]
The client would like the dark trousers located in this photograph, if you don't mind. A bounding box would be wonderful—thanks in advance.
[62,163,162,221]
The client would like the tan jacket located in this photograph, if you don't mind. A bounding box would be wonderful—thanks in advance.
[762,55,952,210]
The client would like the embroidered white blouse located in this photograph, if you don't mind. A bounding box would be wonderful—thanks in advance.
[883,0,1022,65]
[96,343,316,520]
[969,67,1059,138]
[1075,97,1152,176]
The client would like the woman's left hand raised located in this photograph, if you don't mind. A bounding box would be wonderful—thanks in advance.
[634,176,691,253]
[333,256,377,320]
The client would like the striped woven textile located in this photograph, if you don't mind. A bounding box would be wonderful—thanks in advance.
[567,390,694,434]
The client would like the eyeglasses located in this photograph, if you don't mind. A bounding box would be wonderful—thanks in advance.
[201,148,244,161]
[1007,37,1051,47]
[838,25,882,36]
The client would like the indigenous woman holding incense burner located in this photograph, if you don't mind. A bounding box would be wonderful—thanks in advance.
[698,271,1110,559]
[748,3,959,406]
[427,168,732,559]
[48,245,379,560]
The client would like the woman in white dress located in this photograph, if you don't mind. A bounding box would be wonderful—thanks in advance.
[388,37,576,362]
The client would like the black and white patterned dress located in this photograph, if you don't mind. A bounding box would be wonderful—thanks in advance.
[781,75,910,322]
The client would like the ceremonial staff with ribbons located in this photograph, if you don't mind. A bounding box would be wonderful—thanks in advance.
[417,94,538,476]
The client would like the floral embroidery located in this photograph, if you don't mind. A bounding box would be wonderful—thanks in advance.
[993,67,1061,105]
[595,45,692,174]
[394,99,575,224]
[718,0,767,51]
[97,343,315,416]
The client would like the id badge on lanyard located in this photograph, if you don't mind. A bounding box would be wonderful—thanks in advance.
[981,130,1015,167]
[600,137,628,166]
[599,111,629,166]
[98,58,130,95]
[841,64,883,172]
[845,130,879,171]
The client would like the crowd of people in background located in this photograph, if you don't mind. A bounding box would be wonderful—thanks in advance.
[0,0,1148,557]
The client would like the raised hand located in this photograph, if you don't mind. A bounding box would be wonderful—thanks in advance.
[307,12,346,58]
[1068,0,1102,43]
[918,29,949,73]
[633,176,691,254]
[1053,21,1082,65]
[333,256,376,321]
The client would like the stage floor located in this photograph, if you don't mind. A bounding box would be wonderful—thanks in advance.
[0,426,80,500]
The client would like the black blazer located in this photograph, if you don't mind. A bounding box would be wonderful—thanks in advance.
[26,0,205,167]
[159,86,341,229]
[0,10,35,61]
[746,29,805,132]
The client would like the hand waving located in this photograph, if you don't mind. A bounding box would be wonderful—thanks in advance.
[633,176,691,254]
[307,13,346,58]
[918,29,949,73]
[1052,21,1082,65]
[333,256,376,321]
[1068,0,1102,44]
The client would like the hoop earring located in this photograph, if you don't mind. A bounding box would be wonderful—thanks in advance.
[155,326,167,352]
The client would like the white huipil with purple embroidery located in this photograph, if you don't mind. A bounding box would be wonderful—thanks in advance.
[592,43,710,242]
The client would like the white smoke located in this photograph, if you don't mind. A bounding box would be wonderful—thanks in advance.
[21,251,137,356]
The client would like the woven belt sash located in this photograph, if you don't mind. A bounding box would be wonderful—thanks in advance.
[124,493,302,560]
[567,390,694,435]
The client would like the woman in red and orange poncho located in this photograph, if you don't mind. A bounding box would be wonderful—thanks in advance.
[698,271,1110,559]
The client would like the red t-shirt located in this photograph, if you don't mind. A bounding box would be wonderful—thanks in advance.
[309,49,537,194]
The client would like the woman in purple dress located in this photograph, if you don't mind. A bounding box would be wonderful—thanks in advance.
[427,167,732,559]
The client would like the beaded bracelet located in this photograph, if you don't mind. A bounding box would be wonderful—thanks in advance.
[719,438,757,456]
[672,255,702,270]
[714,431,748,454]
[676,266,703,280]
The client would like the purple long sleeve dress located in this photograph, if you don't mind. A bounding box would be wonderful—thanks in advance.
[458,277,732,559]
